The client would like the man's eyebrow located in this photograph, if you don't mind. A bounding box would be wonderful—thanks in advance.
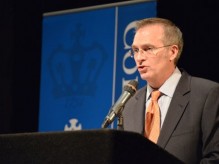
[131,44,153,49]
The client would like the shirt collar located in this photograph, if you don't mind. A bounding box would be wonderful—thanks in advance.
[146,67,182,99]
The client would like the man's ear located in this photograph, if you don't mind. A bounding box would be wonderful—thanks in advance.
[169,45,178,61]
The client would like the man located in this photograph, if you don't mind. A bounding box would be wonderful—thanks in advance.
[122,17,219,163]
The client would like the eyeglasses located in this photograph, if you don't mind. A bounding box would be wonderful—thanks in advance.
[129,45,173,58]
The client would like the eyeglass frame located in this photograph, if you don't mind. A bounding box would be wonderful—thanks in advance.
[129,44,174,58]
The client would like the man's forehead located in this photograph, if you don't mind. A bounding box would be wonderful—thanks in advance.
[136,24,164,34]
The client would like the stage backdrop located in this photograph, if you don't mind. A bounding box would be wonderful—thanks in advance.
[39,0,156,132]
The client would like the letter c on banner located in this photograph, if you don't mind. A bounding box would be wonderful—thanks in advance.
[123,21,137,75]
[123,21,137,49]
[123,51,137,74]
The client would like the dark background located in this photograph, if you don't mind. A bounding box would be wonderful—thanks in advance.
[1,0,218,134]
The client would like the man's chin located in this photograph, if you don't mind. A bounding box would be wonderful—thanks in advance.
[140,73,150,81]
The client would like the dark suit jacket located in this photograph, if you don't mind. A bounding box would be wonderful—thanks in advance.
[122,70,219,164]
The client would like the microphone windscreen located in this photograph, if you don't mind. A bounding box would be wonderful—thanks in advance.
[128,80,138,89]
[123,80,138,96]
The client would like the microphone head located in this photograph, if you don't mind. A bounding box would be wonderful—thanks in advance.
[124,80,138,96]
[128,80,138,89]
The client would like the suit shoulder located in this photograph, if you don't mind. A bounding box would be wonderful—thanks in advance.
[134,85,147,98]
[191,76,219,88]
[190,76,219,96]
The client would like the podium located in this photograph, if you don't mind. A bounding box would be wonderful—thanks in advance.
[0,129,183,164]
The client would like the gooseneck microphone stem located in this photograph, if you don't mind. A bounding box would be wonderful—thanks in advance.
[101,80,138,128]
[117,114,124,130]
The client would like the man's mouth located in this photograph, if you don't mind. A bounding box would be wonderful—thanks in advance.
[138,65,145,71]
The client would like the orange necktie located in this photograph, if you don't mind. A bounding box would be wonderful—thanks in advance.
[145,90,161,143]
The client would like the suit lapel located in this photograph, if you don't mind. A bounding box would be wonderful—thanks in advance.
[131,86,147,134]
[157,71,191,148]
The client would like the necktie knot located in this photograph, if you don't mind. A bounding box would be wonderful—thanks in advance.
[151,90,161,101]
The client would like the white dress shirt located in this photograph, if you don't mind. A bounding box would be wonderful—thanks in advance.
[146,67,182,127]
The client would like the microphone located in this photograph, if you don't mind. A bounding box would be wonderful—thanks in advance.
[101,80,138,128]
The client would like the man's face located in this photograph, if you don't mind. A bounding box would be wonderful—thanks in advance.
[132,24,177,88]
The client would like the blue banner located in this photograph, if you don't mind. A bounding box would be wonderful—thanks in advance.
[115,2,156,100]
[39,1,156,132]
